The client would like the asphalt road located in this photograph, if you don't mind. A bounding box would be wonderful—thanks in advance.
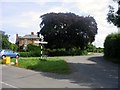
[1,54,119,88]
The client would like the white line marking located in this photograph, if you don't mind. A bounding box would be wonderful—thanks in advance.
[1,82,18,88]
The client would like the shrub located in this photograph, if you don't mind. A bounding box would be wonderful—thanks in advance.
[47,48,67,56]
[104,33,120,62]
[96,47,104,53]
[80,50,88,55]
[19,51,42,57]
[27,44,41,52]
[86,44,96,52]
[47,48,87,56]
[19,52,31,57]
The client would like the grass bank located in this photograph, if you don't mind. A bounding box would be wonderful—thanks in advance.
[11,58,71,74]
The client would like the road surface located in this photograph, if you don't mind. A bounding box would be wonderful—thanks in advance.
[1,54,119,88]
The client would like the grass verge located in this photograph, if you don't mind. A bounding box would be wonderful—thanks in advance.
[11,58,71,74]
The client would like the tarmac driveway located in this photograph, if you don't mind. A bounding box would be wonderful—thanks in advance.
[1,54,119,88]
[61,54,119,88]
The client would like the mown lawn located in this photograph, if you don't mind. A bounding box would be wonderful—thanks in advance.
[11,58,71,74]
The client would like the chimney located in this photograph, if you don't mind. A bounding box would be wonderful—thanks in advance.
[31,32,34,35]
[16,34,18,40]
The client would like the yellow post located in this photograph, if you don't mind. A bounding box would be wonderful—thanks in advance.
[2,57,6,64]
[2,57,11,64]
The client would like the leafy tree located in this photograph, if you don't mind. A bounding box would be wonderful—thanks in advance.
[1,34,10,49]
[107,1,120,27]
[0,31,18,51]
[39,12,98,50]
[10,43,18,51]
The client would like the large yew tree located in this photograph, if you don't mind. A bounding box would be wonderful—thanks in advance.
[39,12,98,50]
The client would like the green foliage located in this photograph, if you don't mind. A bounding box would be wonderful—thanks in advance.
[19,51,41,57]
[86,44,96,52]
[104,33,120,61]
[19,47,88,57]
[107,1,120,27]
[96,47,104,53]
[27,44,41,52]
[85,44,103,53]
[80,50,88,55]
[1,34,10,49]
[19,52,31,57]
[10,43,18,51]
[47,48,87,56]
[11,58,70,74]
[0,32,18,51]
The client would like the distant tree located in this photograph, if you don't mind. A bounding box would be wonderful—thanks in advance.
[0,31,18,51]
[10,43,18,51]
[107,1,120,27]
[39,12,98,50]
[1,34,10,49]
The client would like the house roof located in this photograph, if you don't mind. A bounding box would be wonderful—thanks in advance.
[19,35,40,39]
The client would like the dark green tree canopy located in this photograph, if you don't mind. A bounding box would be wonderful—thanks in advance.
[107,1,120,27]
[39,12,98,49]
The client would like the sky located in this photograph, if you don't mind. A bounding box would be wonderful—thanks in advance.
[0,0,118,48]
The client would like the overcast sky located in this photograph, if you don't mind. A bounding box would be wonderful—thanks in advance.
[0,0,118,48]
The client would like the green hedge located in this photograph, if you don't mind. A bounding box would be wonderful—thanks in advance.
[19,51,41,57]
[19,48,88,57]
[47,48,88,56]
[27,44,41,52]
[104,33,120,62]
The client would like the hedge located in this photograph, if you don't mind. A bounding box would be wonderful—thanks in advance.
[104,33,120,62]
[19,51,41,57]
[19,48,88,57]
[47,48,88,56]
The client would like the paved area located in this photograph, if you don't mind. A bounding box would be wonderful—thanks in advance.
[1,54,119,88]
[61,54,119,88]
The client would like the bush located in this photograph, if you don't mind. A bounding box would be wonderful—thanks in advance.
[96,47,104,53]
[19,52,31,57]
[47,48,87,56]
[104,33,120,62]
[80,50,88,55]
[27,44,41,52]
[86,44,96,52]
[19,51,41,57]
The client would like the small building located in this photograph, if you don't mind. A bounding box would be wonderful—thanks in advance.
[16,32,40,50]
